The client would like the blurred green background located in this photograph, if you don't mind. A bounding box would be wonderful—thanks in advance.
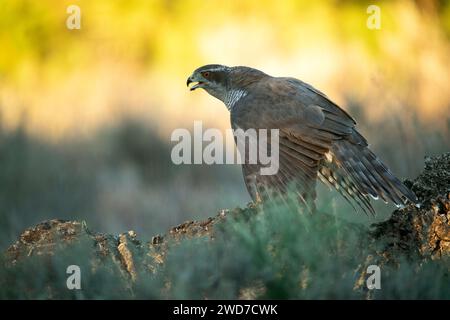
[0,0,449,249]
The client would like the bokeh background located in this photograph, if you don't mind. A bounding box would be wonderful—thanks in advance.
[0,0,449,249]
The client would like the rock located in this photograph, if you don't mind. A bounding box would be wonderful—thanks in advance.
[5,220,83,263]
[369,152,450,260]
[2,153,450,298]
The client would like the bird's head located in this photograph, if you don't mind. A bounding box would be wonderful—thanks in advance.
[187,64,268,109]
[186,64,231,101]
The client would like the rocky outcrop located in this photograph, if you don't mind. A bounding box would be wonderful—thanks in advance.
[3,153,450,296]
[4,207,253,281]
[369,153,450,261]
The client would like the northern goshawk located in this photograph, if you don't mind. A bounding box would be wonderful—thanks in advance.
[187,64,418,214]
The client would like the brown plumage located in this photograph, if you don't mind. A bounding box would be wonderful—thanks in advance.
[187,65,418,214]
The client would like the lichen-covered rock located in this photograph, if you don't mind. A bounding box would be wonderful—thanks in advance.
[369,152,450,260]
[5,220,83,264]
[409,153,450,205]
[3,153,450,297]
[3,206,248,281]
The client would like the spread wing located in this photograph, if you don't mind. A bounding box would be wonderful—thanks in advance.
[230,76,417,214]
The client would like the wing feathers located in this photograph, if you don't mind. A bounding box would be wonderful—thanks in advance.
[230,75,417,214]
[332,139,418,207]
[319,165,375,215]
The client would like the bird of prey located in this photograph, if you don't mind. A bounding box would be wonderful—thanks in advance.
[187,64,418,214]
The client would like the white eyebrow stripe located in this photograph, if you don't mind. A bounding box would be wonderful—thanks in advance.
[207,67,226,72]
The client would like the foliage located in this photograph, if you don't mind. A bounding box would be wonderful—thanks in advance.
[1,201,448,299]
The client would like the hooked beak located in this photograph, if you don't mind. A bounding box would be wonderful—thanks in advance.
[186,75,204,91]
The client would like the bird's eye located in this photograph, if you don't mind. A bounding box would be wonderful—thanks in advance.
[202,72,210,78]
